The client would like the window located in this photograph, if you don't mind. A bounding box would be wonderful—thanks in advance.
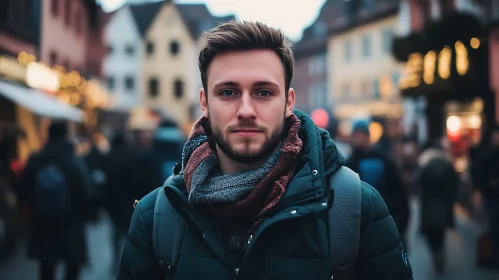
[64,0,70,26]
[146,41,154,55]
[149,78,159,97]
[309,54,326,76]
[381,29,393,55]
[373,78,380,99]
[344,40,352,62]
[125,45,135,55]
[51,0,58,16]
[174,79,183,99]
[362,35,371,58]
[170,41,180,56]
[50,51,57,66]
[125,77,134,90]
[107,77,115,89]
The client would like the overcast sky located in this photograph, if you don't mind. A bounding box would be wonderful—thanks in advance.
[98,0,327,41]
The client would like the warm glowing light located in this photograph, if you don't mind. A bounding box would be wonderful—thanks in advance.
[18,51,28,65]
[455,41,469,76]
[310,108,329,129]
[26,62,60,92]
[369,122,383,144]
[438,46,452,79]
[470,37,480,49]
[446,115,461,132]
[423,51,437,84]
[468,115,482,128]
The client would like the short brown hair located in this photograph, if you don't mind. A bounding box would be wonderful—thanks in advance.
[198,20,294,95]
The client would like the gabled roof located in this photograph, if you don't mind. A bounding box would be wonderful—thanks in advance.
[129,0,168,38]
[176,4,235,39]
[128,1,234,40]
[294,0,343,59]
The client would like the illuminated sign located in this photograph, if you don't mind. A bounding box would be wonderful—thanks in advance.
[399,39,475,90]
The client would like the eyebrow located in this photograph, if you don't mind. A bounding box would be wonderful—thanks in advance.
[213,81,279,88]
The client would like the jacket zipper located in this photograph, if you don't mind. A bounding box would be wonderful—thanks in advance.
[234,208,305,279]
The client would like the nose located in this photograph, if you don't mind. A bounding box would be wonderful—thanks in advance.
[237,92,257,120]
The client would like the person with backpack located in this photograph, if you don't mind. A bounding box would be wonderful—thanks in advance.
[345,120,411,250]
[118,20,413,280]
[19,121,92,280]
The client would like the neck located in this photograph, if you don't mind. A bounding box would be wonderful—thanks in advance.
[216,145,274,174]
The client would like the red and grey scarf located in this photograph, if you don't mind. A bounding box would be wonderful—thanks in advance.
[182,114,303,232]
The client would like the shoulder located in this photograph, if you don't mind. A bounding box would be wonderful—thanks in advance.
[128,187,161,248]
[360,181,390,220]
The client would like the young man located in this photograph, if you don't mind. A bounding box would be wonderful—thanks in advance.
[118,21,413,280]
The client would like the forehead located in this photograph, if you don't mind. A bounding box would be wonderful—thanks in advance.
[206,49,285,89]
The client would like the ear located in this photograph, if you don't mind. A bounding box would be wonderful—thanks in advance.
[285,88,295,118]
[200,88,208,118]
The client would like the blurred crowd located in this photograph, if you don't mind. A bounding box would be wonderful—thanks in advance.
[1,113,499,279]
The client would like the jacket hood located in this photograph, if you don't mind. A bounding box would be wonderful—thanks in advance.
[278,110,344,208]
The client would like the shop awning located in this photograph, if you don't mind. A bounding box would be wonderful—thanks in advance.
[0,80,84,122]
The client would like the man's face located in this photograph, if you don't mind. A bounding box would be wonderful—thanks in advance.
[200,49,295,164]
[351,131,370,152]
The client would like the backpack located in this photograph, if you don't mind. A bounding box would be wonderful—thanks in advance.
[152,166,362,279]
[34,162,71,220]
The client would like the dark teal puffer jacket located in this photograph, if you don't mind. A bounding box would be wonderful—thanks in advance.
[117,110,413,280]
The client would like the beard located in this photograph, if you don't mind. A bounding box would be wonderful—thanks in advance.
[209,116,286,165]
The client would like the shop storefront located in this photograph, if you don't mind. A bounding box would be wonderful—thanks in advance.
[392,12,493,152]
[0,52,110,162]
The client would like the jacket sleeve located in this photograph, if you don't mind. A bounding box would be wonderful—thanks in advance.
[117,190,158,280]
[354,182,413,280]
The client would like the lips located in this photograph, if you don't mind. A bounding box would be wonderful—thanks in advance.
[233,128,262,133]
[231,128,263,137]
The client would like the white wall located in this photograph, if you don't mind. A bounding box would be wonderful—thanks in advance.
[103,6,143,111]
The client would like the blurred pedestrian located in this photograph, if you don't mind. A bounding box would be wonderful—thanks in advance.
[101,132,139,273]
[147,118,185,187]
[19,120,92,280]
[416,138,459,274]
[475,125,499,267]
[345,120,411,249]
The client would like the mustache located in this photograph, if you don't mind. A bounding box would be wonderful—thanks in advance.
[227,122,266,132]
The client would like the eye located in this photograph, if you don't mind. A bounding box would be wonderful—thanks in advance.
[257,90,271,97]
[221,90,235,97]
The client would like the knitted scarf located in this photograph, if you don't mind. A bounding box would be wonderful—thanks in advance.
[182,114,303,233]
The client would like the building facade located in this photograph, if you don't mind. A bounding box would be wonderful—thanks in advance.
[293,0,343,115]
[104,4,144,112]
[40,0,98,72]
[328,0,403,141]
[140,2,232,128]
